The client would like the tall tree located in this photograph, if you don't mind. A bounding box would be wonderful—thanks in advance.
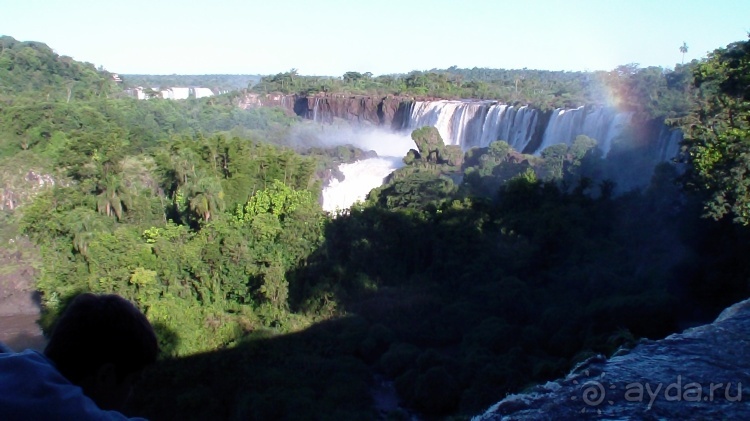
[96,173,131,220]
[680,42,689,64]
[188,177,225,222]
[681,37,750,224]
[65,208,109,256]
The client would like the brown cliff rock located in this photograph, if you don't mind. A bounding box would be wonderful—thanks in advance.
[240,93,414,129]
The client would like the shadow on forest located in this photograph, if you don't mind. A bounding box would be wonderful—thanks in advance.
[107,134,750,419]
[126,181,750,420]
[127,315,384,420]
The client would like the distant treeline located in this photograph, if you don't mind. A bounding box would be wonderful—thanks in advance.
[251,64,695,119]
[122,74,262,92]
[1,33,693,122]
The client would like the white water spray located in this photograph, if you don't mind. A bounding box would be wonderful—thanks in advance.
[316,128,416,212]
[405,100,540,151]
[322,157,404,213]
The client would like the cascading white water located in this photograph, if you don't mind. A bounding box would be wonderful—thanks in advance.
[537,106,633,156]
[599,112,634,156]
[322,157,404,212]
[313,97,320,123]
[193,88,215,99]
[303,97,682,161]
[317,128,416,212]
[403,101,646,157]
[280,95,292,111]
[656,126,683,162]
[450,102,486,148]
[405,101,542,152]
[406,100,494,148]
[407,101,467,146]
[129,86,217,100]
[160,87,191,100]
[304,99,682,182]
[488,105,539,152]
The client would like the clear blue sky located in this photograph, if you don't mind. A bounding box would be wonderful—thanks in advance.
[1,0,748,76]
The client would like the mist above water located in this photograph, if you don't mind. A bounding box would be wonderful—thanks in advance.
[296,125,415,212]
[322,157,404,213]
[292,124,416,157]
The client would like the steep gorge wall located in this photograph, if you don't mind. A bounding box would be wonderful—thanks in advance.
[240,93,682,165]
[240,93,413,129]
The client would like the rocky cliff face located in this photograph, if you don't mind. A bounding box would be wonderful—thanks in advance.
[0,170,56,211]
[473,298,750,420]
[0,236,44,352]
[239,92,297,114]
[239,93,413,129]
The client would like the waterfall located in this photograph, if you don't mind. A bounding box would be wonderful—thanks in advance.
[317,128,416,212]
[280,95,292,111]
[655,126,683,163]
[295,96,681,164]
[405,101,542,151]
[402,101,661,159]
[491,105,539,153]
[193,88,215,99]
[313,97,320,123]
[537,106,633,156]
[322,157,404,212]
[309,100,683,210]
[406,101,468,146]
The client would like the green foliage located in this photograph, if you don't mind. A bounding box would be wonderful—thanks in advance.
[368,171,457,211]
[246,64,694,119]
[239,179,312,221]
[9,33,750,421]
[569,135,597,162]
[16,119,327,357]
[680,36,750,224]
[411,126,444,163]
[379,342,421,377]
[121,74,261,92]
[0,36,113,101]
[302,131,719,416]
[461,138,602,198]
[602,64,694,118]
[539,143,569,180]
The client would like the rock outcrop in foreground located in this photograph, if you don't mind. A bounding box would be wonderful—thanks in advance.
[474,299,750,420]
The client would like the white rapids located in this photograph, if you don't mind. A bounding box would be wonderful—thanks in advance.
[319,129,415,213]
[322,157,404,213]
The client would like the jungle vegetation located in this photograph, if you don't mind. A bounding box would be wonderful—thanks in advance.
[250,63,695,119]
[1,34,749,419]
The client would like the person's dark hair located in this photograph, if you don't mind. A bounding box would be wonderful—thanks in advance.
[44,293,158,385]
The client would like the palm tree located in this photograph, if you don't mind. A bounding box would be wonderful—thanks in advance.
[173,149,197,186]
[66,208,108,256]
[96,174,131,220]
[188,177,225,222]
[680,42,689,64]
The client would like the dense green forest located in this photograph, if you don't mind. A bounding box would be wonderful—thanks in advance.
[0,36,117,102]
[2,34,750,419]
[122,74,262,92]
[251,64,694,119]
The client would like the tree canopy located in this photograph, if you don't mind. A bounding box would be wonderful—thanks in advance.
[680,36,750,224]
